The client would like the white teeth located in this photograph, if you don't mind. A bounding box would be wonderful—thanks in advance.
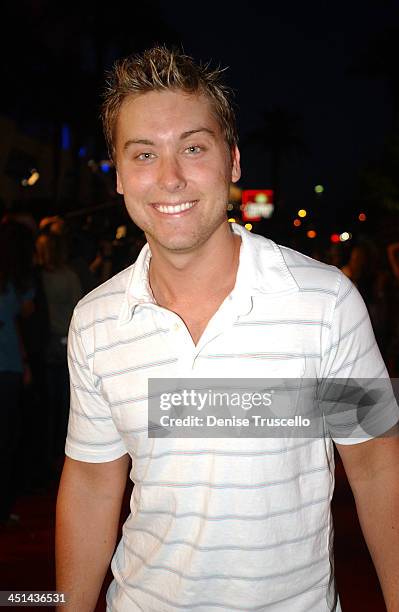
[156,201,196,214]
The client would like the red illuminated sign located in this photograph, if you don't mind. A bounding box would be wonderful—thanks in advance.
[242,190,274,222]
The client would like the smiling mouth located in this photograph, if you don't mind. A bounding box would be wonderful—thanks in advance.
[152,200,198,215]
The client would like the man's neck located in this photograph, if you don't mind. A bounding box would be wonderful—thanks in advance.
[148,223,241,308]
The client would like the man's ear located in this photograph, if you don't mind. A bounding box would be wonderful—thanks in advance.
[116,170,124,195]
[231,146,241,183]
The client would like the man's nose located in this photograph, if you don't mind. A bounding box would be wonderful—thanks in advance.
[158,155,187,192]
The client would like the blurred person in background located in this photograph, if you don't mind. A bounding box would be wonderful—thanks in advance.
[67,226,99,296]
[39,215,66,236]
[2,208,52,491]
[36,232,82,474]
[326,243,345,268]
[0,221,35,524]
[89,237,114,284]
[387,242,399,281]
[386,242,399,375]
[341,243,373,305]
[342,242,396,364]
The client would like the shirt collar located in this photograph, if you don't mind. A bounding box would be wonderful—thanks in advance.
[119,223,299,325]
[118,243,155,324]
[231,223,299,296]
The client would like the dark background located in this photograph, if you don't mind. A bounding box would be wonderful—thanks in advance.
[1,0,399,249]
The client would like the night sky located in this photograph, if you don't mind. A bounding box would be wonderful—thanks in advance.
[162,1,398,213]
[2,0,399,237]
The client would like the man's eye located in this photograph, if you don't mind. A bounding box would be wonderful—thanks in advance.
[136,152,154,160]
[185,145,202,154]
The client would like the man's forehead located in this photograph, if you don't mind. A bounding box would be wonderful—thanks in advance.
[118,89,216,124]
[116,90,221,142]
[121,88,210,107]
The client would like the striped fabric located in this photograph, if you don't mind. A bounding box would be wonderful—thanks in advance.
[66,224,398,611]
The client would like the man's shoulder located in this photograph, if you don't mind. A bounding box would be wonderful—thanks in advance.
[239,227,347,300]
[276,242,343,295]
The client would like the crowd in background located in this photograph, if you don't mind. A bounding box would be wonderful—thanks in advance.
[321,240,399,374]
[0,210,144,525]
[0,208,398,526]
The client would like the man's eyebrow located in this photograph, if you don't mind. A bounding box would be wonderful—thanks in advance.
[123,138,154,150]
[180,128,216,139]
[122,128,216,152]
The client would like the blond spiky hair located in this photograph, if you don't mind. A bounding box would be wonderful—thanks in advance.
[101,46,238,163]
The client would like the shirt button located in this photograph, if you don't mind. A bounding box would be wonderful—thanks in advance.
[173,323,180,331]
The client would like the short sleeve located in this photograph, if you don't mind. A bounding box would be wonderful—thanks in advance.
[65,309,128,462]
[319,272,399,445]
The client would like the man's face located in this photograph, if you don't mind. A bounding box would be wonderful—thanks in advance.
[114,89,240,254]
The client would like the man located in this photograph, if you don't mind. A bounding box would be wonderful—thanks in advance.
[56,46,399,611]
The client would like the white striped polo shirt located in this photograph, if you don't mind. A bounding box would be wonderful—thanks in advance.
[66,223,398,612]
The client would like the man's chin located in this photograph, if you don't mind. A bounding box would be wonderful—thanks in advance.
[158,239,202,254]
[147,233,206,256]
[146,219,227,256]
